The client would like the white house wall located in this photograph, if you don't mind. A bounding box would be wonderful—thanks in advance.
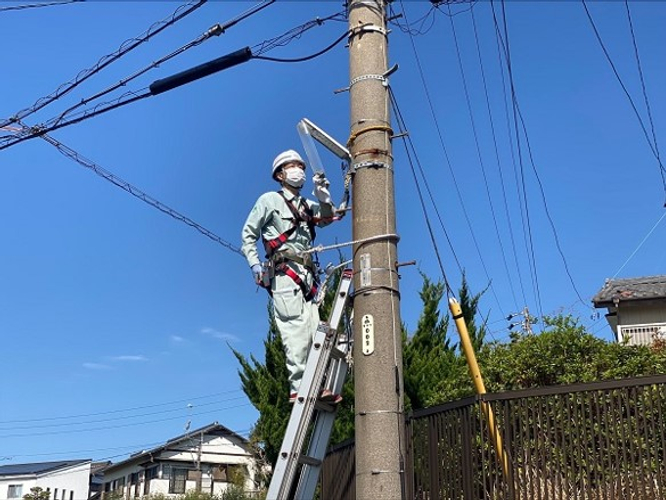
[102,431,260,498]
[0,463,91,500]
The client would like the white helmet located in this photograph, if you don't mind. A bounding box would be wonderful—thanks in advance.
[272,150,305,180]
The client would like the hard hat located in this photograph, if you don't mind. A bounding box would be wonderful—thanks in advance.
[272,150,305,179]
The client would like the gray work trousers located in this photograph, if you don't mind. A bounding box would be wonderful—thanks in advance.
[271,263,319,395]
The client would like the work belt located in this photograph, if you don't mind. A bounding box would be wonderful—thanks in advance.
[275,261,318,302]
[271,250,315,274]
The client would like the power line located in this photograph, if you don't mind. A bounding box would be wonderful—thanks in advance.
[488,4,528,309]
[447,2,517,313]
[34,130,244,256]
[611,211,666,279]
[397,0,508,320]
[389,88,456,295]
[0,11,347,152]
[624,0,664,201]
[492,0,544,320]
[0,390,244,424]
[581,0,666,198]
[251,11,346,56]
[469,6,524,311]
[0,0,82,12]
[0,0,206,130]
[0,396,248,432]
[492,0,586,311]
[253,30,349,63]
[0,402,252,439]
[54,1,277,127]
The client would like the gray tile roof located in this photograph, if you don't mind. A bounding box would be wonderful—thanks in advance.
[592,275,666,306]
[0,460,90,477]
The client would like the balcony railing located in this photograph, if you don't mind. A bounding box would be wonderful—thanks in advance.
[618,322,666,345]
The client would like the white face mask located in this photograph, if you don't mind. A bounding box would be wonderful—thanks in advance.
[284,167,305,188]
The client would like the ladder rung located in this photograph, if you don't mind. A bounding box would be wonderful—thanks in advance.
[314,400,337,413]
[298,455,322,467]
[330,347,345,360]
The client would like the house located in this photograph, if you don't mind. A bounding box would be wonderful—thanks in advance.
[101,422,260,499]
[592,275,666,345]
[0,460,92,500]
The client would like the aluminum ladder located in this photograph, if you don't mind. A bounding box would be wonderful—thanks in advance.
[266,268,353,500]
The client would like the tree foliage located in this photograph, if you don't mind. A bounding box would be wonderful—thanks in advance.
[481,314,666,392]
[231,306,290,468]
[23,487,50,500]
[234,267,666,481]
[403,273,489,409]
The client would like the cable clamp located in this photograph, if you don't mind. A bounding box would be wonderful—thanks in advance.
[334,64,399,94]
[352,160,391,172]
[349,23,388,38]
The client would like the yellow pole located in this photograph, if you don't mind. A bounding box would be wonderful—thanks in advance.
[449,297,510,479]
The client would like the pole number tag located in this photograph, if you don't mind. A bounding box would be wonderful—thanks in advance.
[361,314,374,355]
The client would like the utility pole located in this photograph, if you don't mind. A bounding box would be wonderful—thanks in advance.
[348,1,405,499]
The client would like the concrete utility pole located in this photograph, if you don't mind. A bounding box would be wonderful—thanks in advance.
[348,1,405,499]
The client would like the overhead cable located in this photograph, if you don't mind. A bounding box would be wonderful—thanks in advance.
[494,0,586,311]
[0,10,346,152]
[611,211,666,280]
[492,0,544,319]
[251,11,346,56]
[447,3,519,311]
[0,389,243,424]
[582,0,666,198]
[253,30,349,63]
[0,402,252,439]
[489,3,528,307]
[624,0,664,201]
[0,396,247,431]
[35,131,244,256]
[398,0,508,319]
[0,0,82,12]
[0,0,206,130]
[389,88,456,295]
[55,0,276,126]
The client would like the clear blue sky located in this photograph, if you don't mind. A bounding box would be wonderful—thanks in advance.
[1,0,665,465]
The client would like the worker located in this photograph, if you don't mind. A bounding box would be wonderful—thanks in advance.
[241,149,341,403]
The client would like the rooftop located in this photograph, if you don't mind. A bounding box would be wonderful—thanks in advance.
[592,275,666,306]
[0,460,90,477]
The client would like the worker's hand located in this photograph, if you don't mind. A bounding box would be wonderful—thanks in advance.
[251,264,262,284]
[312,173,332,205]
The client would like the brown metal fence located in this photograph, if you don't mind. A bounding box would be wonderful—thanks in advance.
[321,374,666,499]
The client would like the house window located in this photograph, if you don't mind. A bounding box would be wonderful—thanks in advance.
[169,468,188,494]
[53,488,58,500]
[61,489,66,500]
[69,491,74,500]
[46,487,51,499]
[8,485,23,498]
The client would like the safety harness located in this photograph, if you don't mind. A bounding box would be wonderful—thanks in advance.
[263,191,317,255]
[262,191,319,301]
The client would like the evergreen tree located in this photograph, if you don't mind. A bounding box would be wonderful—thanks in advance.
[457,273,488,352]
[402,273,455,410]
[231,306,290,468]
[403,273,489,408]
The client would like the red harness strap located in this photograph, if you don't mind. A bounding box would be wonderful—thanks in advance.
[263,192,316,257]
[277,262,318,302]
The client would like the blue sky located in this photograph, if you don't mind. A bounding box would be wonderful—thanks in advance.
[1,0,665,465]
